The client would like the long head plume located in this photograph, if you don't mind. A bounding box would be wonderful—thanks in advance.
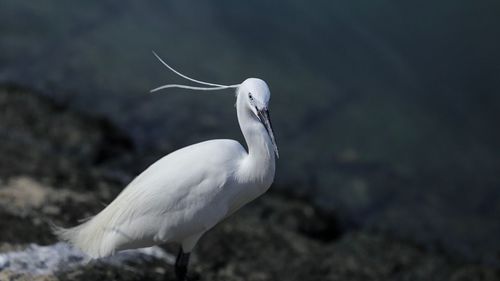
[150,51,240,93]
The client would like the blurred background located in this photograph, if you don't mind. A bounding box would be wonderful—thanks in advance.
[1,0,500,279]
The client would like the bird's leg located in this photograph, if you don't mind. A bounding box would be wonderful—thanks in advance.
[175,247,191,281]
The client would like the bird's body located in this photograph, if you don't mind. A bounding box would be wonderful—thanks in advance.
[60,138,274,258]
[55,63,278,280]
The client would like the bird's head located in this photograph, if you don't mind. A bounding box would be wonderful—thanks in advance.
[238,78,270,115]
[238,78,279,158]
[150,52,279,158]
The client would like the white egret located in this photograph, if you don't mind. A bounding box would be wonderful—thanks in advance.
[54,51,279,281]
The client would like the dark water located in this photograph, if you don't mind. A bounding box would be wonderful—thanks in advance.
[1,0,500,264]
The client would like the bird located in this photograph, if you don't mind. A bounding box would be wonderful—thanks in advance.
[54,51,279,281]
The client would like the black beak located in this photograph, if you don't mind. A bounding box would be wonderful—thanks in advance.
[257,108,279,159]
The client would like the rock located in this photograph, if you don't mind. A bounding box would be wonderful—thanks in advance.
[0,243,173,279]
[0,84,134,192]
[0,271,59,281]
[0,177,92,217]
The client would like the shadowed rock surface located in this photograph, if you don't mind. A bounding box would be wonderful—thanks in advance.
[0,85,498,280]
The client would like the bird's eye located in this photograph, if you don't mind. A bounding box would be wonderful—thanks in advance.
[249,93,253,100]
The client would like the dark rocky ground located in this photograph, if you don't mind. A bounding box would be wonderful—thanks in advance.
[0,84,498,281]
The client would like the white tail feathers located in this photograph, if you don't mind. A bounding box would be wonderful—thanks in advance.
[53,214,116,258]
[53,192,158,258]
[151,51,240,93]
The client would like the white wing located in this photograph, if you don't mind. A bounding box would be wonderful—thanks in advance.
[56,139,246,258]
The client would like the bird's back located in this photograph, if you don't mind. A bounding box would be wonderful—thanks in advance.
[56,139,248,258]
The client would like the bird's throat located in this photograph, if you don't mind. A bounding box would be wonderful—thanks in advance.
[236,95,276,183]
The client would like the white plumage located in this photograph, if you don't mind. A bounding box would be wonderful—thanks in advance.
[55,56,278,280]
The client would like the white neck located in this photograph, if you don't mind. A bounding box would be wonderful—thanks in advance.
[236,91,276,184]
